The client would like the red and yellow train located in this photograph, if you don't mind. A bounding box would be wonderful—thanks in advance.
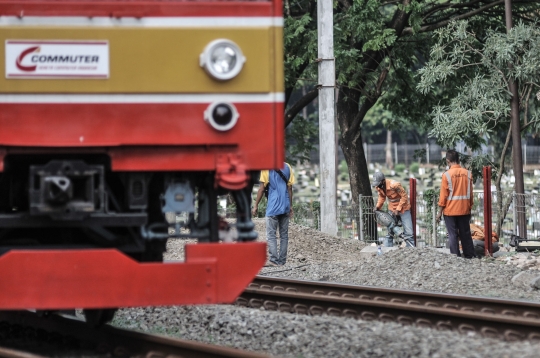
[0,0,283,324]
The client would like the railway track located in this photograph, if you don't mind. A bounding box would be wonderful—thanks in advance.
[237,275,540,341]
[0,310,269,358]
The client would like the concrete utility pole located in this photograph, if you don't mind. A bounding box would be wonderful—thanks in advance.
[317,0,337,235]
[504,0,526,238]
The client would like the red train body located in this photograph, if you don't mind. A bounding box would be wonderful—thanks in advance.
[0,0,283,322]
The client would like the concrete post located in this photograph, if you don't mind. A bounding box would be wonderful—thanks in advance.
[394,142,398,165]
[317,0,337,235]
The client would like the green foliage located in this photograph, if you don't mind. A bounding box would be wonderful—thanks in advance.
[418,21,540,152]
[339,160,349,175]
[282,0,539,200]
[283,14,318,90]
[286,112,318,163]
[362,102,428,144]
[421,188,439,234]
[423,188,437,208]
[459,153,496,184]
[394,163,406,173]
[362,28,397,52]
[409,162,419,174]
[413,148,426,163]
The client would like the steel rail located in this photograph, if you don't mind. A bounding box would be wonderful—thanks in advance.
[237,276,540,341]
[0,347,46,358]
[0,311,270,358]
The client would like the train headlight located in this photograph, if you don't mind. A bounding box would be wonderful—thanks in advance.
[200,39,245,80]
[204,102,239,131]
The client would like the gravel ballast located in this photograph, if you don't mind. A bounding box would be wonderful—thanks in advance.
[112,219,540,357]
[113,304,540,358]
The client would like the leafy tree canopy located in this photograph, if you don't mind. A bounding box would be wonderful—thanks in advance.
[418,21,540,152]
[282,0,540,201]
[418,20,540,191]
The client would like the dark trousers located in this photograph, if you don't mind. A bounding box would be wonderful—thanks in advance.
[444,214,475,258]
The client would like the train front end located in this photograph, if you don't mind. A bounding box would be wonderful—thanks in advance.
[0,0,283,317]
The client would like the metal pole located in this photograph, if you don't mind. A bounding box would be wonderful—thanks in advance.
[363,142,368,161]
[432,199,437,246]
[394,142,398,166]
[317,0,337,235]
[409,178,417,246]
[483,166,493,256]
[513,191,517,235]
[404,143,408,165]
[505,0,526,238]
[426,143,430,164]
[359,195,364,241]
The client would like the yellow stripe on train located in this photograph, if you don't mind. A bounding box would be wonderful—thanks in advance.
[0,27,284,93]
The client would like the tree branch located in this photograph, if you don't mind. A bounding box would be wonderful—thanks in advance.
[381,0,400,6]
[285,60,311,106]
[495,124,512,191]
[337,0,351,10]
[422,0,482,22]
[402,0,505,35]
[284,88,319,128]
[350,66,390,132]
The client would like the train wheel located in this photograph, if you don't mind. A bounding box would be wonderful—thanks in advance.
[83,308,117,327]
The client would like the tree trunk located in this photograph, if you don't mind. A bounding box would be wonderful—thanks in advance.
[337,88,372,202]
[337,88,377,241]
[385,130,393,169]
[495,125,513,239]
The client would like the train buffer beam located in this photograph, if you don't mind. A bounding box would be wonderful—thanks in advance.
[0,242,266,309]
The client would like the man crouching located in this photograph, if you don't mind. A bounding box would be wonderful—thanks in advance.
[372,171,415,247]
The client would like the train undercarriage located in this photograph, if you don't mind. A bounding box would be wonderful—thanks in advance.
[0,153,265,325]
[0,153,258,255]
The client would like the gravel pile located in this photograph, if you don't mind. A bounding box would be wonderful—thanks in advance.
[253,219,366,265]
[114,221,540,357]
[164,219,366,265]
[495,251,540,270]
[262,247,540,301]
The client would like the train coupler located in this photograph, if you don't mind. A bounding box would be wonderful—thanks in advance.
[215,153,249,190]
[29,160,105,220]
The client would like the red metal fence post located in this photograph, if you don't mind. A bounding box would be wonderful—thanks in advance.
[483,166,493,256]
[410,178,417,247]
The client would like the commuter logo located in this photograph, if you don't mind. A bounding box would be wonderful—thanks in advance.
[15,46,39,72]
[5,40,109,79]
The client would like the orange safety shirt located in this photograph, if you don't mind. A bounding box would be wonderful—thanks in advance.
[376,179,411,214]
[470,223,498,243]
[438,164,474,216]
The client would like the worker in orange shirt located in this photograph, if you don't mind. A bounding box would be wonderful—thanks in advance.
[436,150,475,258]
[372,172,414,247]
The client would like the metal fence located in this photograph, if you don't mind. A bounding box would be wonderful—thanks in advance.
[362,143,540,166]
[363,143,495,165]
[217,190,540,248]
[330,191,538,247]
[219,202,321,229]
